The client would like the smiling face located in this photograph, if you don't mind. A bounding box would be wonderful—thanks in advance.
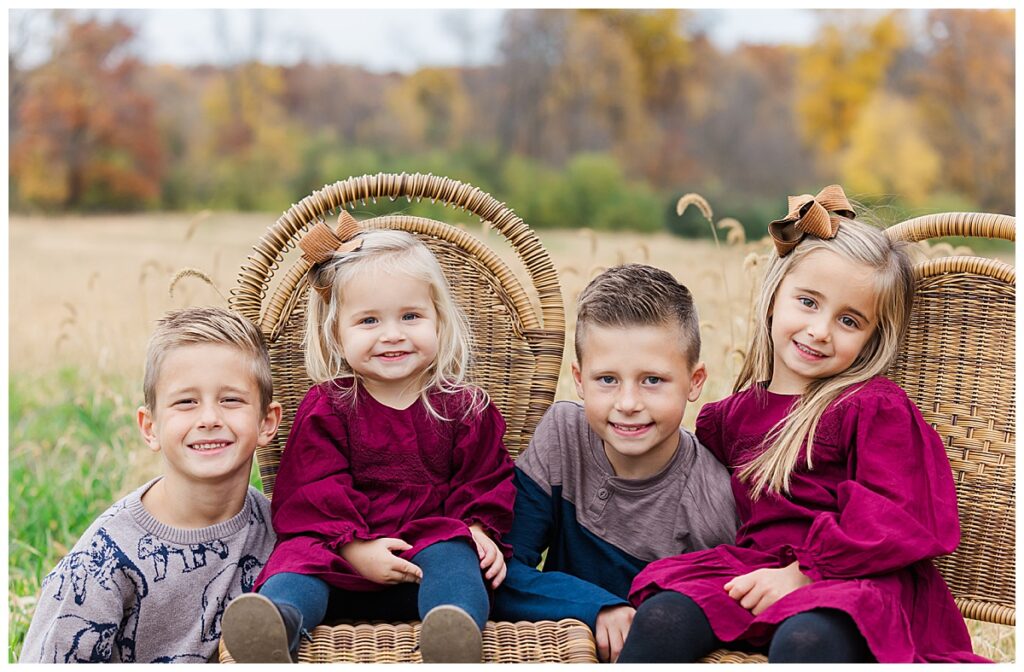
[768,249,879,394]
[137,343,280,488]
[336,268,440,407]
[572,323,707,479]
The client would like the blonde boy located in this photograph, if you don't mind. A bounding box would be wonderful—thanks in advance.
[492,264,738,662]
[20,307,282,663]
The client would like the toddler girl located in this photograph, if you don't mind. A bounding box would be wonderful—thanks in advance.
[618,186,987,663]
[222,212,515,663]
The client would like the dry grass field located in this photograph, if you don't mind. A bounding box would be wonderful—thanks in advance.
[8,212,1014,661]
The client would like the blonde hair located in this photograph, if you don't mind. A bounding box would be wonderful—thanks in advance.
[303,228,483,418]
[143,307,274,414]
[736,216,915,497]
[575,264,701,367]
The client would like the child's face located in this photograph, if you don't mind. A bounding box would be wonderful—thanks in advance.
[137,343,281,487]
[768,249,878,394]
[572,323,706,479]
[336,268,439,406]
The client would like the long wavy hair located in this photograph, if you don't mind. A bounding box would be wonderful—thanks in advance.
[735,216,916,497]
[303,228,484,419]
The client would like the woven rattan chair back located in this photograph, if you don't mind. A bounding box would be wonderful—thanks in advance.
[228,173,565,497]
[224,173,599,662]
[884,212,1016,627]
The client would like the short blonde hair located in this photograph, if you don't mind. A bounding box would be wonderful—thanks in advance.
[303,228,482,417]
[575,264,701,367]
[736,216,915,496]
[143,307,273,413]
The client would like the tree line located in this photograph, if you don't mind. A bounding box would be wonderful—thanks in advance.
[8,9,1014,237]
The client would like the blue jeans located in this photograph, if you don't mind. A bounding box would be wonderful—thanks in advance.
[259,539,489,645]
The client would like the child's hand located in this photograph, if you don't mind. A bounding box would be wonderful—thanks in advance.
[468,523,506,589]
[595,604,635,663]
[339,538,424,585]
[724,561,811,615]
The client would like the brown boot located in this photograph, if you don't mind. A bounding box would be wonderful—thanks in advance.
[419,605,482,664]
[222,593,295,663]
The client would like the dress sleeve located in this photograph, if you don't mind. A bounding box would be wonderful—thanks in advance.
[270,386,373,550]
[443,399,516,550]
[695,399,727,465]
[790,387,961,580]
[20,538,129,663]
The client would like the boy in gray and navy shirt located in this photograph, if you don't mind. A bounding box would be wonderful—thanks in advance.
[19,308,282,663]
[492,265,737,662]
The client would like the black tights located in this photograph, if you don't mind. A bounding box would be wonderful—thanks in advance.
[617,591,874,663]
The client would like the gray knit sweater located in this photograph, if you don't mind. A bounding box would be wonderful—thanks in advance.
[19,478,274,663]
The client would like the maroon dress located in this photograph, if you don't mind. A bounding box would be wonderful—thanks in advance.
[255,380,516,592]
[629,376,987,662]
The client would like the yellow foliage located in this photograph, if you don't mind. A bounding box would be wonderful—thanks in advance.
[839,93,940,205]
[796,12,907,156]
[387,68,470,150]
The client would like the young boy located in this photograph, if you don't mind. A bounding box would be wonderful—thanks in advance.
[492,264,738,662]
[19,307,282,663]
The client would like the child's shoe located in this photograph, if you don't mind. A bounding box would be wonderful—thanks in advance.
[420,604,482,664]
[222,592,298,663]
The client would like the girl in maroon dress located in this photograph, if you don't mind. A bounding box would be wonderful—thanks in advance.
[222,213,515,663]
[619,186,987,663]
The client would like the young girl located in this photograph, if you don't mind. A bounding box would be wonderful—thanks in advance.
[618,186,987,663]
[222,212,516,663]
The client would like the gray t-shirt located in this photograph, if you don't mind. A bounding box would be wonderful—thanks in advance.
[517,400,739,563]
[19,478,274,664]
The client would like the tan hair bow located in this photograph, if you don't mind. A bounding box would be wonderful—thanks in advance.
[768,184,855,257]
[299,210,364,266]
[299,210,363,301]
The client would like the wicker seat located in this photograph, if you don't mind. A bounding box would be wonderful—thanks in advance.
[699,212,1016,663]
[221,173,594,663]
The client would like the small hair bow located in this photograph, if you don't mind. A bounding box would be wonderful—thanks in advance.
[299,210,363,302]
[299,210,364,266]
[768,184,855,257]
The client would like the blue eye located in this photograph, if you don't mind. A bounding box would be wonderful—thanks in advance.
[839,316,859,329]
[359,316,378,325]
[798,297,816,308]
[643,376,662,385]
[598,375,616,385]
[402,312,420,321]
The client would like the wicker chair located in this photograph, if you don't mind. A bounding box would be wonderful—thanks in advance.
[220,172,596,662]
[698,212,1016,663]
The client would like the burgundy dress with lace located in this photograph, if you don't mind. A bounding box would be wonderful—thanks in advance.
[629,376,987,663]
[255,379,515,592]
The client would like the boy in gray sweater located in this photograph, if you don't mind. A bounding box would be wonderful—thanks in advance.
[19,307,282,663]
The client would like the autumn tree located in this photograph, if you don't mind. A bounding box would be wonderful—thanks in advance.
[10,14,163,210]
[686,42,819,199]
[795,11,906,160]
[196,61,303,209]
[385,67,471,151]
[839,93,940,205]
[912,9,1014,212]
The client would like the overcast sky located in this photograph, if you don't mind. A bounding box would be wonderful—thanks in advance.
[9,8,829,72]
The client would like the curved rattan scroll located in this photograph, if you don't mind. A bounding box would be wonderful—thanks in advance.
[230,172,563,335]
[885,212,1015,244]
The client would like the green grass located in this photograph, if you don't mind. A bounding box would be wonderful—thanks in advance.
[8,368,142,662]
[7,367,262,662]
